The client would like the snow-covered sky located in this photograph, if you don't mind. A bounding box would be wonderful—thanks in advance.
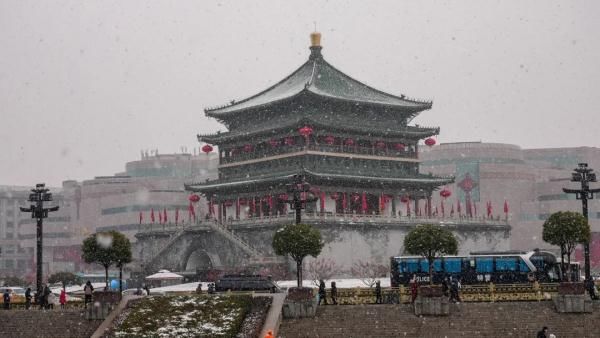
[1,0,599,186]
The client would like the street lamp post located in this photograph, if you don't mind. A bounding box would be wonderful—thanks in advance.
[19,183,59,294]
[562,163,600,282]
[282,174,318,224]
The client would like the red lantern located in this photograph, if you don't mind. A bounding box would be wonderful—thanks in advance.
[440,189,452,199]
[298,126,313,137]
[375,141,386,149]
[425,138,436,147]
[394,143,405,151]
[344,138,355,146]
[324,136,335,145]
[400,195,410,204]
[330,192,339,200]
[284,137,295,145]
[269,139,279,147]
[189,194,200,203]
[243,144,253,152]
[201,144,213,154]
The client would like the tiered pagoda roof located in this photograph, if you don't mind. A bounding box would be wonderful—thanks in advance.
[205,46,432,119]
[188,32,452,197]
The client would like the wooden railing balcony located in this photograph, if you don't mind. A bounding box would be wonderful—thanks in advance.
[136,212,509,236]
[220,143,418,165]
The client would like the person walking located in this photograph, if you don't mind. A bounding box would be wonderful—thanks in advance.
[3,289,10,310]
[196,283,203,295]
[536,326,549,338]
[43,284,51,310]
[449,277,461,304]
[330,281,338,305]
[59,289,67,309]
[410,275,418,303]
[25,287,32,310]
[442,277,449,297]
[375,280,383,304]
[84,280,94,307]
[318,280,327,305]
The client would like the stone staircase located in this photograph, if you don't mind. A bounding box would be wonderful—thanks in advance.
[278,301,600,338]
[206,221,263,258]
[0,309,103,338]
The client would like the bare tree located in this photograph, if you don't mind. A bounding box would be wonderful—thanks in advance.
[351,260,388,288]
[306,257,341,287]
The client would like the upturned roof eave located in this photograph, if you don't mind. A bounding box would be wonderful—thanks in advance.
[197,122,439,145]
[205,89,431,119]
[185,169,453,193]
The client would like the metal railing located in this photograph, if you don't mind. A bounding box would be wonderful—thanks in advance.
[319,283,560,305]
[218,212,509,227]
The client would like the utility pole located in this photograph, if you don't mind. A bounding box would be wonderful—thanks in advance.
[282,174,318,224]
[20,184,59,294]
[563,163,600,282]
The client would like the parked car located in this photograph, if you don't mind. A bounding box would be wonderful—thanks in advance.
[215,275,279,292]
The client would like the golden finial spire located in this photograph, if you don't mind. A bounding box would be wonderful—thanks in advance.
[310,23,321,47]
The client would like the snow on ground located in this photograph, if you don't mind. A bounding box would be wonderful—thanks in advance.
[276,278,390,289]
[151,281,209,293]
[147,278,389,293]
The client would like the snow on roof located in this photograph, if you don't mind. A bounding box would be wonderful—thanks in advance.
[206,51,430,115]
[145,270,184,280]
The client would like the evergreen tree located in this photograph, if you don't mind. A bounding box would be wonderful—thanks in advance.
[404,224,458,285]
[542,211,590,281]
[273,223,324,287]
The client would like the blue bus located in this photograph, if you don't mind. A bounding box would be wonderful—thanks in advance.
[390,250,578,286]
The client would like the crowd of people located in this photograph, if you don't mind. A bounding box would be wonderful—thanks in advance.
[2,284,67,310]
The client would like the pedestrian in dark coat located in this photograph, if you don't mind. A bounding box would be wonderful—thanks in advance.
[441,277,449,297]
[3,289,10,310]
[83,281,94,307]
[318,280,327,305]
[43,285,51,309]
[536,326,548,338]
[330,281,338,305]
[375,280,383,304]
[25,288,32,310]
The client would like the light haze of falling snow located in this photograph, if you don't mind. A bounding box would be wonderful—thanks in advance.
[0,0,599,186]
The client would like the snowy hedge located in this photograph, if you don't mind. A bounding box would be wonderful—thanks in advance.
[113,295,251,337]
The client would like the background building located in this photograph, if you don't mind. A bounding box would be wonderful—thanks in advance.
[421,142,600,273]
[0,151,218,280]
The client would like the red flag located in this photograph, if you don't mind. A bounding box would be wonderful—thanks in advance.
[151,208,155,223]
[175,208,179,225]
[188,201,196,222]
[320,192,325,212]
[504,200,509,214]
[487,201,492,218]
[361,192,367,214]
[163,208,168,223]
[139,211,143,224]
